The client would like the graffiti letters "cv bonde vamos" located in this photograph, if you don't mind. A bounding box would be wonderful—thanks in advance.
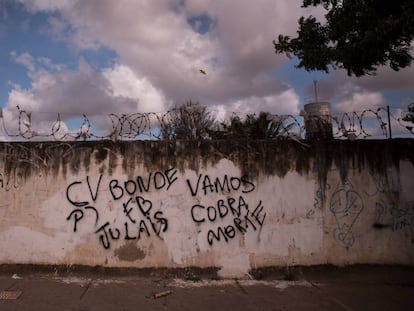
[66,168,266,249]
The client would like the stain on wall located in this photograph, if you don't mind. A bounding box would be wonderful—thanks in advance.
[0,139,412,181]
[114,242,147,261]
[0,139,413,276]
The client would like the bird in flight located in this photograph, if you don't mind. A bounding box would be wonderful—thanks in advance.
[199,69,206,75]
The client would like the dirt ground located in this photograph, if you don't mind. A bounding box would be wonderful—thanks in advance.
[0,265,413,311]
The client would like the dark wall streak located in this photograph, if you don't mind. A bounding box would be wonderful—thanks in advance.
[0,139,412,188]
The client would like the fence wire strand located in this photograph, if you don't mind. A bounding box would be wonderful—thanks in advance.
[0,106,412,141]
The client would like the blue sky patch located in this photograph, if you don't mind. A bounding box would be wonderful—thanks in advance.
[0,1,119,107]
[187,14,215,35]
[273,58,330,108]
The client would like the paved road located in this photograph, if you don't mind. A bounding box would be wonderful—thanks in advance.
[0,265,413,310]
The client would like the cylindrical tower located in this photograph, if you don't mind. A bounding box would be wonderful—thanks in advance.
[303,101,333,140]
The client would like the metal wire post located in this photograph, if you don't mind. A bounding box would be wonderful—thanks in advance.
[387,105,392,139]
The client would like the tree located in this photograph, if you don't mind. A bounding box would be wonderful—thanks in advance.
[160,101,216,140]
[210,112,297,139]
[274,0,414,76]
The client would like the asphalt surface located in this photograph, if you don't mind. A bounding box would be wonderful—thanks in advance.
[0,265,413,310]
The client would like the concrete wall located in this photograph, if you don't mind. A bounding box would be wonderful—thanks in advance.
[0,140,413,277]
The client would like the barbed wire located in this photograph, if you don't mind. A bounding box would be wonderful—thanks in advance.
[331,107,413,139]
[0,105,412,141]
[331,108,388,139]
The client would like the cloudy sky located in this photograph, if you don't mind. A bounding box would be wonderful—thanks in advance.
[0,0,413,138]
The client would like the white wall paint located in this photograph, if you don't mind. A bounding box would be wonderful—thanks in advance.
[0,143,413,278]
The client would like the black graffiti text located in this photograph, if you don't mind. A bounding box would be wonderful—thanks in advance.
[186,174,255,197]
[65,171,172,250]
[66,175,103,207]
[190,195,266,246]
[191,196,251,223]
[207,200,266,245]
[95,211,168,249]
[122,195,168,234]
[109,167,178,200]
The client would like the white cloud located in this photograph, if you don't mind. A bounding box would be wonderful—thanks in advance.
[357,66,414,94]
[210,88,300,121]
[2,0,411,142]
[10,51,36,72]
[1,89,70,140]
[6,55,165,116]
[11,51,65,73]
[5,52,168,140]
[13,0,307,116]
[11,0,412,122]
[334,91,386,114]
[314,65,414,101]
[16,0,77,12]
[102,64,168,113]
[5,0,412,140]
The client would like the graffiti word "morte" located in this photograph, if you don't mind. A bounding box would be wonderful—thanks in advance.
[109,167,178,200]
[207,200,266,245]
[186,174,255,196]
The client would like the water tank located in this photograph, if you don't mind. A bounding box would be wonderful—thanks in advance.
[303,102,333,140]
